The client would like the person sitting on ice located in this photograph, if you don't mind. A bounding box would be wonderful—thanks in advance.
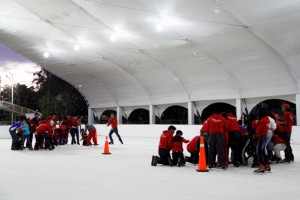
[185,135,200,164]
[271,134,287,163]
[171,130,190,167]
[80,129,88,146]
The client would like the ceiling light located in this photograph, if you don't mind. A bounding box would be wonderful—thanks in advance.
[74,45,80,51]
[110,35,116,42]
[43,52,49,58]
[214,6,220,14]
[156,24,163,31]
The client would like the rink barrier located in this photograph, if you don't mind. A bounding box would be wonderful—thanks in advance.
[1,125,300,144]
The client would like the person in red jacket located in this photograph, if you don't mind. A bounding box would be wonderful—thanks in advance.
[227,113,241,167]
[171,130,190,167]
[206,108,228,169]
[254,108,272,173]
[35,120,54,150]
[71,116,80,145]
[185,135,200,164]
[151,125,176,166]
[278,103,294,162]
[271,134,287,163]
[107,113,123,144]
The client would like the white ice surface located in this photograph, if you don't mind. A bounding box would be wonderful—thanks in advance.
[1,136,300,200]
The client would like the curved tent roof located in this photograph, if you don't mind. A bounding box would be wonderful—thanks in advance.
[0,0,299,108]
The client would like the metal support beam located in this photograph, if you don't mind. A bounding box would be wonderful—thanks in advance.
[296,94,300,126]
[117,106,123,124]
[188,101,194,125]
[149,105,156,124]
[88,107,94,124]
[236,98,242,119]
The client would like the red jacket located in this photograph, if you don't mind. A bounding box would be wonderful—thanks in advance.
[200,120,208,133]
[255,116,270,137]
[36,123,52,135]
[187,136,200,153]
[158,130,174,150]
[72,118,79,128]
[172,136,189,153]
[272,135,287,146]
[207,114,227,134]
[281,112,293,133]
[227,114,240,132]
[107,118,118,129]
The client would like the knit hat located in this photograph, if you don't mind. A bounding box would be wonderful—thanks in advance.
[282,103,291,110]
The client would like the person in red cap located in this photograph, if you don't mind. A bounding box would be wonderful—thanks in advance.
[278,103,294,162]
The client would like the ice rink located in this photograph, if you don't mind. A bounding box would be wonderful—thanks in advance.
[1,135,300,200]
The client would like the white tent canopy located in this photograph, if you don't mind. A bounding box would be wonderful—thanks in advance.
[0,0,299,111]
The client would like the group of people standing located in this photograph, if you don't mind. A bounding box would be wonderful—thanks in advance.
[8,112,123,151]
[151,103,294,174]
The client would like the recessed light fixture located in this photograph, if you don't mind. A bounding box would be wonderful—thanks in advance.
[43,52,49,58]
[74,44,80,51]
[156,24,163,31]
[110,35,117,42]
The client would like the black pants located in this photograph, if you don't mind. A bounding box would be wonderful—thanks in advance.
[109,128,123,143]
[172,152,185,165]
[279,132,293,161]
[208,134,225,166]
[70,127,79,144]
[229,131,240,164]
[9,129,18,150]
[158,148,171,165]
[37,133,52,150]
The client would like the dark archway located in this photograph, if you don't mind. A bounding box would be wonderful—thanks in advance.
[128,108,149,124]
[161,105,188,124]
[249,99,296,124]
[201,103,236,122]
[99,110,116,124]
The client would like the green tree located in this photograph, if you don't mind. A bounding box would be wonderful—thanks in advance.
[33,69,88,118]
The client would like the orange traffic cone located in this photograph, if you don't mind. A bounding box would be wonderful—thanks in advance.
[102,136,111,155]
[196,136,209,172]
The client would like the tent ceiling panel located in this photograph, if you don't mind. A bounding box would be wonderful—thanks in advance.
[1,0,299,108]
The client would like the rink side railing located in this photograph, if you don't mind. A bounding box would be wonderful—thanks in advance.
[1,125,300,144]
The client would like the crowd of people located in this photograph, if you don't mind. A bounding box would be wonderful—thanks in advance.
[151,103,294,173]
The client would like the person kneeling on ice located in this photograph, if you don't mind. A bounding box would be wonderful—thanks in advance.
[185,135,200,164]
[80,129,88,146]
[151,125,176,166]
[271,134,287,163]
[84,121,98,146]
[171,130,190,167]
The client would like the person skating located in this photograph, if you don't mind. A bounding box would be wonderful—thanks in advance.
[107,113,123,144]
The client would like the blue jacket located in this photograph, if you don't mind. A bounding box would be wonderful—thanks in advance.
[9,121,22,131]
[23,123,30,135]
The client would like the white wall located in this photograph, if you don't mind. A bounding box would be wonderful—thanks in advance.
[1,125,300,144]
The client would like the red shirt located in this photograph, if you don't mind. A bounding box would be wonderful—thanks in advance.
[158,130,173,150]
[207,114,227,134]
[281,112,293,133]
[227,116,240,132]
[200,120,208,133]
[72,118,79,127]
[272,135,287,146]
[255,116,270,137]
[172,136,189,153]
[107,118,118,129]
[187,136,200,153]
[36,123,52,135]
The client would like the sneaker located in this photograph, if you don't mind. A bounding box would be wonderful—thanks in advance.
[151,155,155,166]
[153,156,159,166]
[168,157,173,167]
[108,142,114,145]
[265,164,271,172]
[283,159,291,163]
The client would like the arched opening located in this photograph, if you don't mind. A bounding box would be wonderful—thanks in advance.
[161,105,188,124]
[250,99,296,124]
[128,108,149,124]
[99,110,116,124]
[201,103,236,122]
